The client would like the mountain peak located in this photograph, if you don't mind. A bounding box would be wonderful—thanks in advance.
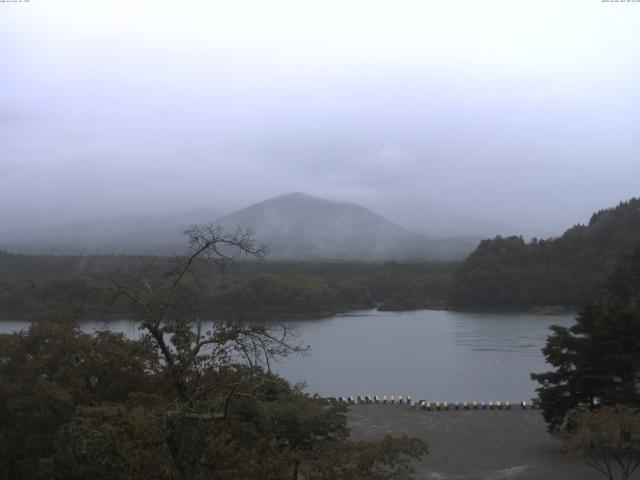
[269,192,335,204]
[214,193,478,260]
[281,192,308,198]
[0,192,479,260]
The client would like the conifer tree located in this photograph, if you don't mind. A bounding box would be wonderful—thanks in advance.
[532,244,640,432]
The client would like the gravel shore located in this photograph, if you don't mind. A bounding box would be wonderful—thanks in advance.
[348,405,605,480]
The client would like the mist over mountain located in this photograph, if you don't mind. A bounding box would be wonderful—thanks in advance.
[0,193,480,260]
[0,208,224,255]
[215,193,480,260]
[395,207,536,239]
[368,196,555,239]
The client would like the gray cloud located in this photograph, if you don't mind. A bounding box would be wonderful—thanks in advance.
[1,1,638,235]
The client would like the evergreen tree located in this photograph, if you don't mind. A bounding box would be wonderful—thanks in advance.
[531,244,640,432]
[451,197,640,307]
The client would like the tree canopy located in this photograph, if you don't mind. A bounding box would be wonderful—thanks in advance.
[531,244,640,432]
[0,225,427,480]
[451,198,640,308]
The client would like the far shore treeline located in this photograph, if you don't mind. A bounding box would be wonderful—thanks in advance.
[0,197,638,320]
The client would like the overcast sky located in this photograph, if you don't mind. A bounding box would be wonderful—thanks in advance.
[1,0,639,235]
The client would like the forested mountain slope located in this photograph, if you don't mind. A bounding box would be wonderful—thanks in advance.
[450,198,640,307]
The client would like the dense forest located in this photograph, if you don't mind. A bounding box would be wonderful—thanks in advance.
[449,198,640,308]
[0,251,453,320]
[1,198,639,319]
[532,244,640,432]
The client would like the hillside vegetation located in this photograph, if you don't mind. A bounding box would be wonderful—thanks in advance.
[449,198,640,308]
[0,252,452,320]
[3,198,639,317]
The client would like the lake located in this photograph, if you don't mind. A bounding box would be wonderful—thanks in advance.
[0,309,575,402]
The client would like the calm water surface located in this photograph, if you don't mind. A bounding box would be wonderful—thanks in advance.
[274,309,575,401]
[1,309,575,401]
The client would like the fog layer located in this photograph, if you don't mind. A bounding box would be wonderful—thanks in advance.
[1,1,638,236]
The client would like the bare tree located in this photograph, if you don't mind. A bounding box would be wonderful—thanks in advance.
[566,406,640,480]
[48,224,427,480]
[98,224,305,404]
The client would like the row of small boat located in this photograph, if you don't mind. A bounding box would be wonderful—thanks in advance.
[416,400,523,410]
[332,396,536,410]
[335,395,411,404]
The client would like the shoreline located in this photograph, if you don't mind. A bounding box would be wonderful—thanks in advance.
[378,304,576,317]
[0,305,577,325]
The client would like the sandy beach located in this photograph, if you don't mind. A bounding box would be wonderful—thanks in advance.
[348,405,606,480]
